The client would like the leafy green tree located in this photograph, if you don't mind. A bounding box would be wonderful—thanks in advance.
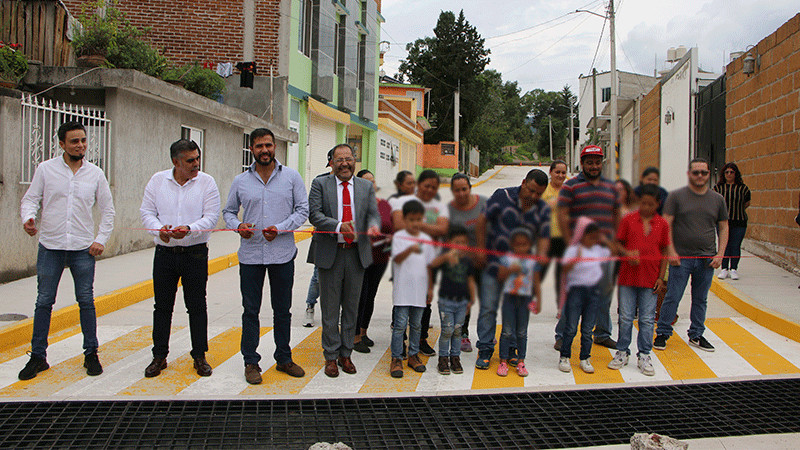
[523,85,577,160]
[399,10,490,145]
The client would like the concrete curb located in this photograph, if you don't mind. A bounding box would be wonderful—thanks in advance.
[0,230,314,353]
[710,278,800,343]
[439,165,505,189]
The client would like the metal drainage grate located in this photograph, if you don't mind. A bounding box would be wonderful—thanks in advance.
[0,378,798,448]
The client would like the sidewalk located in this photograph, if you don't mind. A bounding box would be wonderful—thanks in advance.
[710,250,800,342]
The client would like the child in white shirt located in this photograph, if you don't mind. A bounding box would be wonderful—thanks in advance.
[558,218,612,374]
[390,200,436,378]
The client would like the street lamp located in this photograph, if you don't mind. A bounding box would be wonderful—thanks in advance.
[576,1,618,179]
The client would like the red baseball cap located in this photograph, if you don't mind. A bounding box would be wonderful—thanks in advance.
[580,145,603,159]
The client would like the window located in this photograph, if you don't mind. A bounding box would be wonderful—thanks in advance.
[601,87,611,102]
[242,133,253,172]
[181,125,205,170]
[298,0,312,57]
[334,15,345,76]
[441,142,455,155]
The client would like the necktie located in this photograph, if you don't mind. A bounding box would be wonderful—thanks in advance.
[342,180,353,244]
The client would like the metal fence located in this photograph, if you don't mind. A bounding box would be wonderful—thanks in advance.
[21,94,111,183]
[242,133,253,172]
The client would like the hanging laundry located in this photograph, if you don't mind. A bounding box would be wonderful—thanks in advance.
[216,62,233,78]
[235,62,257,89]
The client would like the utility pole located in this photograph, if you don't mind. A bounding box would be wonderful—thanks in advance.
[569,99,574,169]
[608,0,618,179]
[454,81,461,171]
[549,116,553,162]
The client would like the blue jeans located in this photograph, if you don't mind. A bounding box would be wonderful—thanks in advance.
[555,261,615,342]
[723,225,746,270]
[240,260,295,365]
[305,266,319,308]
[32,244,98,358]
[438,297,468,357]
[617,286,657,356]
[476,270,502,356]
[392,306,424,358]
[656,258,714,340]
[560,285,599,360]
[499,294,531,360]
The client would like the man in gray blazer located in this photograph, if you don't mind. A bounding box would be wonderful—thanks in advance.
[308,144,380,377]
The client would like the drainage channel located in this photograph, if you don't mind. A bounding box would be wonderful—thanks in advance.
[1,378,799,448]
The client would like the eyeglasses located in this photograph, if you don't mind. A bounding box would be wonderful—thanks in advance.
[691,170,710,176]
[334,157,355,164]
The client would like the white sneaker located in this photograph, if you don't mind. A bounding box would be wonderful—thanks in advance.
[607,351,628,370]
[717,269,729,279]
[579,358,595,374]
[729,269,739,280]
[558,356,571,373]
[304,307,314,327]
[638,354,655,376]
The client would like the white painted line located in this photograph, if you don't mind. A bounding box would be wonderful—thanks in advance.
[0,325,137,390]
[731,317,800,369]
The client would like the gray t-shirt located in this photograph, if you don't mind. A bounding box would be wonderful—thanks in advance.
[448,195,487,247]
[663,186,728,257]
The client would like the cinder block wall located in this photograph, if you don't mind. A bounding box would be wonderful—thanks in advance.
[638,83,661,177]
[725,14,800,270]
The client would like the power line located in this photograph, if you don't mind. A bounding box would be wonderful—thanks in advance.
[505,14,593,75]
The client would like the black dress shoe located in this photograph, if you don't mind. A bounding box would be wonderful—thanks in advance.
[193,357,212,377]
[145,358,167,377]
[353,340,371,353]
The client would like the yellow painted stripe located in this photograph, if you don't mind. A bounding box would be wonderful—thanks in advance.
[0,326,153,397]
[706,318,800,375]
[118,326,251,396]
[569,333,623,385]
[711,279,800,343]
[471,326,525,390]
[0,250,243,353]
[242,327,325,395]
[359,328,441,394]
[652,333,716,379]
[440,166,505,189]
[0,323,83,365]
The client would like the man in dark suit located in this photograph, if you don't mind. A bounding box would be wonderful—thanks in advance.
[308,144,380,377]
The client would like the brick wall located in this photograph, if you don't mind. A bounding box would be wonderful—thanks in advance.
[638,83,661,175]
[422,142,458,171]
[725,13,800,270]
[62,0,280,71]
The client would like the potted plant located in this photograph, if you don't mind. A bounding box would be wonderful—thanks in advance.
[168,63,225,100]
[71,0,120,67]
[0,42,28,88]
[162,65,192,88]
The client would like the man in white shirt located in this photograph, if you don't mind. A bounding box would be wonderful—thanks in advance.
[140,139,221,378]
[19,121,115,380]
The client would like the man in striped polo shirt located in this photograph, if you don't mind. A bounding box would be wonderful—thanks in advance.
[554,145,620,350]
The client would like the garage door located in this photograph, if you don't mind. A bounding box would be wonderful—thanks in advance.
[307,115,337,191]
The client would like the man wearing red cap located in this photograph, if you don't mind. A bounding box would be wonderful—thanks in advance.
[554,145,620,350]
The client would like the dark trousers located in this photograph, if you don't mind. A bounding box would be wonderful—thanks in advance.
[152,244,209,360]
[357,262,387,331]
[723,225,747,270]
[541,237,567,305]
[240,259,295,365]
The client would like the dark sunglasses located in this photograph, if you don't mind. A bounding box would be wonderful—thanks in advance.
[691,170,710,176]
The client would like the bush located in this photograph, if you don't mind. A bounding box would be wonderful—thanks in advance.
[106,27,167,78]
[172,63,225,99]
[0,43,28,83]
[71,0,167,77]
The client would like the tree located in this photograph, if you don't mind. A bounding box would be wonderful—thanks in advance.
[464,70,533,171]
[523,85,577,161]
[399,10,490,145]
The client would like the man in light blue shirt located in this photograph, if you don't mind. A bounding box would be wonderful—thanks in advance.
[223,128,308,384]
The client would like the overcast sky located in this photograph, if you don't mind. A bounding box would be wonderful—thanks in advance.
[380,0,798,97]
